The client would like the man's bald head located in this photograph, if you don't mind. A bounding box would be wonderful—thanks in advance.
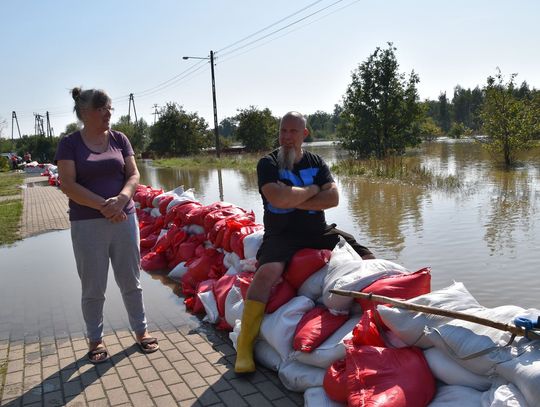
[280,111,307,129]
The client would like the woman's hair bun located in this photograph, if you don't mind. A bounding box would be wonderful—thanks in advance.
[71,87,82,102]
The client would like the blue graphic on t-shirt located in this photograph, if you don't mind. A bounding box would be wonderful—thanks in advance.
[267,167,320,214]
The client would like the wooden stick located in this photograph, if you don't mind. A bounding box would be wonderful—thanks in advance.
[329,289,540,340]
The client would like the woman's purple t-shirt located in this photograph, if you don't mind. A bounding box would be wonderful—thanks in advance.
[55,130,136,221]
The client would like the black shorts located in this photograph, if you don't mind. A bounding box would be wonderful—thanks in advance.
[256,225,373,266]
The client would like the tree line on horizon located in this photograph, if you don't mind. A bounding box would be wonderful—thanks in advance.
[2,44,540,168]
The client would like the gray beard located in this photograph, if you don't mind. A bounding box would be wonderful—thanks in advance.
[277,147,296,171]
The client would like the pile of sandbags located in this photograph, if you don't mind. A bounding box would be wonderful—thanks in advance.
[135,183,540,407]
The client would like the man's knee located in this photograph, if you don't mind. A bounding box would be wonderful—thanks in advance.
[247,262,285,302]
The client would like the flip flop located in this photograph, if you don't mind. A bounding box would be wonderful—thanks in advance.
[87,346,110,364]
[137,337,160,354]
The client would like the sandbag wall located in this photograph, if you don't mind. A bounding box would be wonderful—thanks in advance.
[134,184,540,407]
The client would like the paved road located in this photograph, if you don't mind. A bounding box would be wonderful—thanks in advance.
[0,179,303,406]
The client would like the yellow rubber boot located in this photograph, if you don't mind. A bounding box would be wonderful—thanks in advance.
[234,299,266,373]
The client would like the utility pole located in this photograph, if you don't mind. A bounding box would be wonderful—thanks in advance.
[182,50,221,158]
[152,104,160,125]
[128,93,138,124]
[46,111,53,138]
[209,50,220,158]
[11,111,21,141]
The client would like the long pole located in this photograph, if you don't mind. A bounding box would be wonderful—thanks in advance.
[210,50,221,158]
[329,289,540,340]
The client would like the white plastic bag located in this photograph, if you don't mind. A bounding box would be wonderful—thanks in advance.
[243,229,264,259]
[278,360,325,392]
[224,285,244,328]
[428,385,483,407]
[480,377,530,407]
[424,347,492,391]
[167,261,188,281]
[198,290,219,323]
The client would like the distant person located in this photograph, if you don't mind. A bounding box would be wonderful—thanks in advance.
[24,152,31,163]
[10,154,18,170]
[235,111,374,373]
[55,87,159,364]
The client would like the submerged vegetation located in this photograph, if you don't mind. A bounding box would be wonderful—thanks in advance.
[332,156,461,189]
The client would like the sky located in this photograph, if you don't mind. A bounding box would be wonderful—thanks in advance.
[1,0,539,139]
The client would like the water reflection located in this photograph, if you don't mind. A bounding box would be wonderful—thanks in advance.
[483,169,538,255]
[132,140,540,308]
[340,178,424,257]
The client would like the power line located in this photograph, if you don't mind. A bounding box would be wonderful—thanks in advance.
[217,0,326,53]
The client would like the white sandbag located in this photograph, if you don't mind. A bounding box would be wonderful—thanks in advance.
[424,347,492,391]
[377,282,483,348]
[495,340,540,407]
[150,207,161,217]
[304,387,346,407]
[225,265,239,276]
[184,224,205,235]
[322,259,407,312]
[198,290,219,323]
[168,261,188,281]
[243,229,264,259]
[166,188,197,213]
[239,258,258,272]
[424,305,532,375]
[223,251,241,270]
[224,285,244,328]
[298,266,327,300]
[152,185,185,208]
[278,360,325,392]
[480,377,530,407]
[260,296,315,361]
[292,316,360,369]
[254,340,282,372]
[230,319,241,350]
[428,385,483,407]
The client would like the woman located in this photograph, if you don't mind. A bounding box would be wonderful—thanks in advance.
[55,87,159,363]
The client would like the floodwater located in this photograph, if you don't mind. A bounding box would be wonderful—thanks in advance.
[0,138,538,340]
[138,138,540,309]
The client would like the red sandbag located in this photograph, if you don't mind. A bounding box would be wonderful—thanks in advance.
[237,273,296,314]
[213,274,237,318]
[181,248,225,290]
[351,309,386,347]
[293,306,349,352]
[358,267,432,312]
[158,195,174,215]
[284,248,332,290]
[185,202,232,226]
[140,232,159,249]
[173,202,202,227]
[323,359,348,403]
[204,206,247,232]
[346,343,436,407]
[229,224,264,259]
[141,251,168,271]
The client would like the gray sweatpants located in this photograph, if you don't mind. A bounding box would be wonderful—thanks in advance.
[71,213,147,342]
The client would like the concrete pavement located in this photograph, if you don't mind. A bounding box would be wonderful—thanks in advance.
[0,177,303,406]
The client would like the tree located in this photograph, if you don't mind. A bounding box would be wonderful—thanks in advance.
[149,103,211,156]
[218,117,237,138]
[0,116,6,138]
[234,106,278,152]
[337,43,423,158]
[438,92,451,132]
[112,115,149,153]
[306,110,335,139]
[60,122,80,137]
[481,70,540,166]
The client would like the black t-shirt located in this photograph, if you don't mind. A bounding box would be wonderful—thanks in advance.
[257,149,334,237]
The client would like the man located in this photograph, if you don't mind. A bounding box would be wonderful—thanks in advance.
[234,111,373,373]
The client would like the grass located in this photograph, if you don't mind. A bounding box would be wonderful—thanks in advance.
[332,156,461,189]
[0,359,6,402]
[0,199,23,246]
[0,172,24,246]
[0,172,24,196]
[153,153,260,172]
